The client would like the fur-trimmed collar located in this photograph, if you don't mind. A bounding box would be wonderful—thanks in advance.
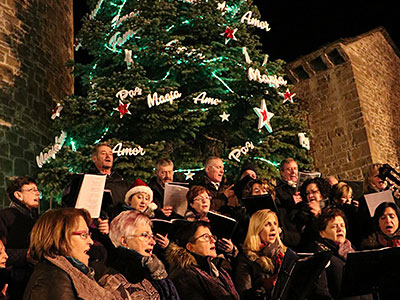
[166,242,220,276]
[166,242,198,272]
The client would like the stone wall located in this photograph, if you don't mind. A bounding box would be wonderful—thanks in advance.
[286,27,400,181]
[0,0,74,207]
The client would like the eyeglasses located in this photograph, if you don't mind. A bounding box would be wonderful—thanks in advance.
[191,233,217,243]
[21,187,40,194]
[125,232,155,242]
[193,196,211,202]
[71,231,92,240]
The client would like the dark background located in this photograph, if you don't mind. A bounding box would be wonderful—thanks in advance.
[73,1,399,62]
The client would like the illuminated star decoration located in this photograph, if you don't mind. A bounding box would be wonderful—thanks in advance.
[217,1,227,14]
[253,99,274,133]
[219,111,230,122]
[220,27,237,44]
[51,103,63,120]
[282,88,296,104]
[184,170,195,180]
[114,100,131,118]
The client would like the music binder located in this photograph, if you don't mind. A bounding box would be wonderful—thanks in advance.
[341,247,400,299]
[241,194,281,225]
[206,211,238,240]
[233,174,253,200]
[151,218,190,237]
[271,248,332,300]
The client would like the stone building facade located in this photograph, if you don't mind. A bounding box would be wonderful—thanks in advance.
[286,27,400,181]
[0,1,74,206]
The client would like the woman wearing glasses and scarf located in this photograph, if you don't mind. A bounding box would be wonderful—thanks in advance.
[107,210,180,300]
[166,220,239,300]
[24,208,134,300]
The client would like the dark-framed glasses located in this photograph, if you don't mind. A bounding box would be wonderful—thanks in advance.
[191,233,217,243]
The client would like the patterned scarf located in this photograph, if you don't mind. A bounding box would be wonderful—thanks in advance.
[377,232,400,247]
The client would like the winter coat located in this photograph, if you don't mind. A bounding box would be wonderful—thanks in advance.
[106,245,180,300]
[233,248,283,300]
[147,177,164,209]
[275,180,297,211]
[23,256,128,300]
[0,199,38,300]
[166,243,240,300]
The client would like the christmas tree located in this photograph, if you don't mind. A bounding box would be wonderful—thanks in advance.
[37,0,313,206]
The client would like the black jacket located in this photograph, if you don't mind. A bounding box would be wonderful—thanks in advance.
[106,245,180,300]
[233,253,275,300]
[166,243,239,300]
[147,177,164,209]
[23,260,79,300]
[0,200,38,300]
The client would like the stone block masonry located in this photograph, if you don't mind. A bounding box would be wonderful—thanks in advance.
[0,0,74,207]
[287,27,400,181]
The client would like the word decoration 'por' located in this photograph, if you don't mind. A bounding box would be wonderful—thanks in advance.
[228,141,254,162]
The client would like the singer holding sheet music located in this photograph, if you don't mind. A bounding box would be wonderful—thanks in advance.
[361,202,400,250]
[234,209,287,300]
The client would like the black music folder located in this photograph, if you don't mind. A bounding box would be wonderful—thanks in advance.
[271,248,332,300]
[341,247,400,299]
[207,211,238,240]
[241,194,279,218]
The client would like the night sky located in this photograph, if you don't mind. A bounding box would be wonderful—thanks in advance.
[73,1,400,63]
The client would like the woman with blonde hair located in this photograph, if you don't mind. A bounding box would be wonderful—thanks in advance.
[234,209,287,300]
[363,163,387,194]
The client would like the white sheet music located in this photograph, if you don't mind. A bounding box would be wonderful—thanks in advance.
[164,183,189,216]
[364,190,395,217]
[75,174,107,218]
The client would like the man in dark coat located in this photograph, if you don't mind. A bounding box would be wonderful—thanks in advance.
[275,158,302,211]
[147,158,174,209]
[0,176,39,300]
[62,142,129,213]
[196,156,237,211]
[274,158,303,249]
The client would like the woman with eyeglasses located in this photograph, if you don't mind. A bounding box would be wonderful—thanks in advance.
[184,185,237,257]
[166,220,240,300]
[234,209,286,300]
[23,208,134,300]
[0,176,40,299]
[184,186,212,221]
[107,210,180,300]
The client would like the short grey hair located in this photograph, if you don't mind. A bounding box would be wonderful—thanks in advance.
[109,210,152,247]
